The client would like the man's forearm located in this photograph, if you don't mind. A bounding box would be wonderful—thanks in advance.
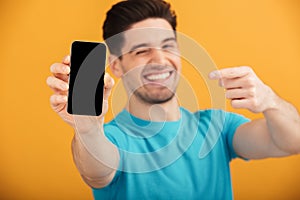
[263,93,300,154]
[71,126,120,188]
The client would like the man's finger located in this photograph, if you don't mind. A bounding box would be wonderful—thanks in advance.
[209,66,252,80]
[225,88,248,99]
[50,63,70,75]
[50,94,68,107]
[46,76,69,91]
[221,77,248,89]
[103,73,115,100]
[231,98,250,110]
[62,55,70,65]
[54,73,69,83]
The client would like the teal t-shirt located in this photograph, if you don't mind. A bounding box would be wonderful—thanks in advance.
[93,107,249,200]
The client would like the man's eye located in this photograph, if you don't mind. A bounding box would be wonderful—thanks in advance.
[162,43,178,52]
[162,44,175,49]
[136,49,150,55]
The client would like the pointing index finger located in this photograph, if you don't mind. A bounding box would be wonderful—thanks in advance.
[209,66,252,80]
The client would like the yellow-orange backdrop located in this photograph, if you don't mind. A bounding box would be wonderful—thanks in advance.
[0,0,299,199]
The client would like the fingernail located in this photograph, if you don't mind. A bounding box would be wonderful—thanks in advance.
[209,70,221,79]
[208,71,217,79]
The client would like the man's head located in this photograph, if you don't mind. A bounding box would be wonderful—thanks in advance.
[104,0,181,105]
[103,0,177,56]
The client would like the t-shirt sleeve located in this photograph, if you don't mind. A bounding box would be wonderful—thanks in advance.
[223,111,250,160]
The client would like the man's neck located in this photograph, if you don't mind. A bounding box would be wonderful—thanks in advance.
[125,96,180,122]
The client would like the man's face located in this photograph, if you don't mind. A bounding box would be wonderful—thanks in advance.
[113,18,181,104]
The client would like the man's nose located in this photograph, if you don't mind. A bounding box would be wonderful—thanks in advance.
[150,47,167,65]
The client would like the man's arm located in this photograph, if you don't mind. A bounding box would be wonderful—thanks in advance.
[47,56,119,188]
[71,124,119,188]
[209,66,300,159]
[234,98,300,159]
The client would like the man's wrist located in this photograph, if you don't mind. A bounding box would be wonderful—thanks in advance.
[262,87,281,115]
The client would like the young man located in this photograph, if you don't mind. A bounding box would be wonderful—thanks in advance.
[46,0,300,199]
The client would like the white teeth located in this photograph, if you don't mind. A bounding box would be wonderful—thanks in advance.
[145,72,171,81]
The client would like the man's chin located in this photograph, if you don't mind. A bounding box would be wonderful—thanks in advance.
[146,96,174,104]
[135,92,175,105]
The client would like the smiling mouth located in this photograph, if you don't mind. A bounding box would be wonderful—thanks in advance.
[143,71,173,82]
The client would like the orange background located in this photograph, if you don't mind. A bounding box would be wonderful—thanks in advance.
[1,0,300,199]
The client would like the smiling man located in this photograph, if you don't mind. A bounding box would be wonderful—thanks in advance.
[110,24,182,121]
[46,0,300,199]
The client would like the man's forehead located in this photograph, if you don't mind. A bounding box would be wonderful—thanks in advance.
[122,28,176,51]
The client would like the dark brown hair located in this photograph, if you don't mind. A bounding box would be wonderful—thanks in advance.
[103,0,177,56]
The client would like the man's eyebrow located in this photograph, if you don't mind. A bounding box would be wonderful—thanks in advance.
[128,37,177,52]
[129,43,150,52]
[161,37,177,44]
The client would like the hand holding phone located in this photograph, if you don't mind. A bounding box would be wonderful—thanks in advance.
[67,41,107,116]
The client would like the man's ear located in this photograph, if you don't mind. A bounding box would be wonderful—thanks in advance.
[109,55,123,78]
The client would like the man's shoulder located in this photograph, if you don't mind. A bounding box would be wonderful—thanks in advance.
[192,108,246,119]
[184,107,227,120]
[182,107,249,127]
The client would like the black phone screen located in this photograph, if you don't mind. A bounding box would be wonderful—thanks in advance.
[67,41,106,116]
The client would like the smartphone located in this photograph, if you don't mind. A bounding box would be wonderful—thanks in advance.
[67,41,106,116]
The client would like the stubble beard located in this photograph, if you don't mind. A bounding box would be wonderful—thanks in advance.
[133,86,176,105]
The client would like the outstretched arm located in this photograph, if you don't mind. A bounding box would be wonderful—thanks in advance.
[47,56,119,188]
[209,66,300,159]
